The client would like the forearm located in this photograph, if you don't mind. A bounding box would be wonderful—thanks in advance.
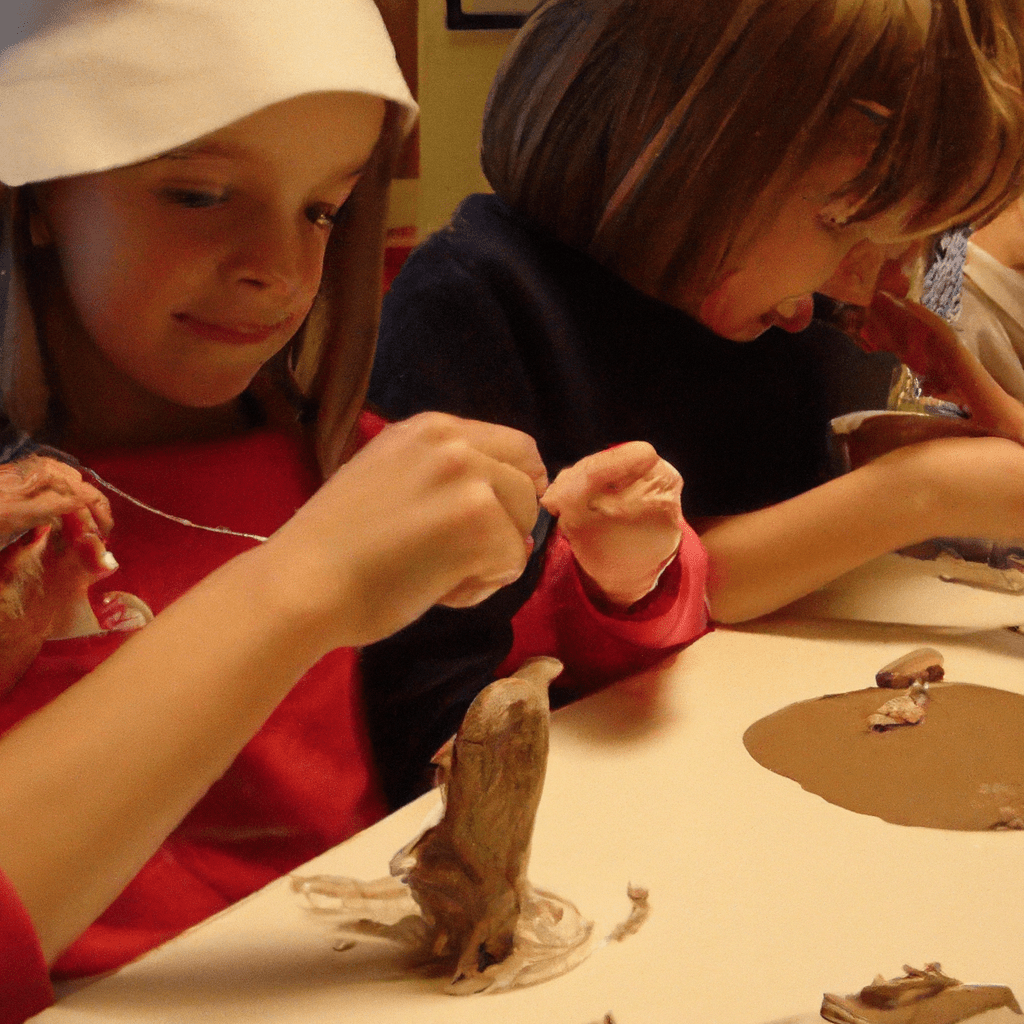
[0,412,548,963]
[698,437,1022,624]
[0,541,331,963]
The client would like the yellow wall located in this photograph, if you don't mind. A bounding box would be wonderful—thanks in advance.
[414,2,517,236]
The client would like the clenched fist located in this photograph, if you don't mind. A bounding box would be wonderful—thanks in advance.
[541,442,685,608]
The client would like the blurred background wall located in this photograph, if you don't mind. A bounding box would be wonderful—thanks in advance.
[415,4,515,235]
[380,0,519,279]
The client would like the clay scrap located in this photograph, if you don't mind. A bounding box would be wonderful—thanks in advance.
[869,648,945,730]
[867,681,930,731]
[821,963,1022,1024]
[294,657,649,994]
[875,648,944,689]
[898,539,1024,594]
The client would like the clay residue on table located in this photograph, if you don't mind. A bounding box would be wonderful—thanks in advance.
[743,683,1024,830]
[820,963,1021,1024]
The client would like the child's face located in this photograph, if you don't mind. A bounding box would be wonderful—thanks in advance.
[691,151,916,342]
[35,91,385,417]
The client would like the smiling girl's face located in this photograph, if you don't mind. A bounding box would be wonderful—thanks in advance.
[690,148,918,342]
[33,91,384,444]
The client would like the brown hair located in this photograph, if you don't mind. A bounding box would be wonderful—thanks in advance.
[0,99,409,477]
[482,0,1024,307]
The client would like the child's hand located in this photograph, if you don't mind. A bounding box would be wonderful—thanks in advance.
[0,454,112,545]
[541,442,683,608]
[0,455,117,618]
[270,412,548,648]
[858,291,1024,444]
[0,458,117,690]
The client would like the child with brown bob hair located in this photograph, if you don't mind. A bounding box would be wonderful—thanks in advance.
[371,0,1024,623]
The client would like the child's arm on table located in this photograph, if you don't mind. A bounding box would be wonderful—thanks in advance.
[703,286,1024,625]
[0,413,545,964]
[699,433,1024,623]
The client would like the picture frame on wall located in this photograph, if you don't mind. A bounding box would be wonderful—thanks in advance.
[445,0,531,30]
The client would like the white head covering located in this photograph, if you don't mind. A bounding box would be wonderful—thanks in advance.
[0,0,417,467]
[0,0,417,185]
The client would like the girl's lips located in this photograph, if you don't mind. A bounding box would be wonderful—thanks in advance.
[174,312,293,346]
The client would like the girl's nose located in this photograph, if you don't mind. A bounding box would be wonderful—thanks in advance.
[228,212,321,300]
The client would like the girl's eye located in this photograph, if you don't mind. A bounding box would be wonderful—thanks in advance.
[160,187,229,209]
[306,204,345,230]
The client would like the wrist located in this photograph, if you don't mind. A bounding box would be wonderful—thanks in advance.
[576,547,678,611]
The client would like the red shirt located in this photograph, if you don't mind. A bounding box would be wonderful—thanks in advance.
[0,415,708,1020]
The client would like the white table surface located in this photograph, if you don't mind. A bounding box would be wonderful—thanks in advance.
[31,617,1024,1024]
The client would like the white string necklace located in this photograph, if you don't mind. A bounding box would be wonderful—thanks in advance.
[82,465,271,543]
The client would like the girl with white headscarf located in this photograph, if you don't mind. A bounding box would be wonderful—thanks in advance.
[0,3,710,1014]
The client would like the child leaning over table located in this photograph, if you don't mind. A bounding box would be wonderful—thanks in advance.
[370,0,1024,626]
[0,1,709,1019]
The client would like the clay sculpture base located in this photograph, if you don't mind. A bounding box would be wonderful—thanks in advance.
[744,681,1024,830]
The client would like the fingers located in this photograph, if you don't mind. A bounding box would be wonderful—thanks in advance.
[544,446,688,606]
[427,468,538,610]
[392,412,545,564]
[428,415,549,497]
[537,441,685,608]
[857,291,914,364]
[78,482,114,538]
[572,441,662,491]
[865,291,955,382]
[284,412,549,645]
[421,418,545,607]
[56,509,119,580]
[382,413,542,556]
[0,457,113,543]
[541,442,661,516]
[875,255,913,298]
[542,442,682,524]
[477,445,544,543]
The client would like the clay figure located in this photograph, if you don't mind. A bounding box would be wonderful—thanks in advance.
[295,656,648,994]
